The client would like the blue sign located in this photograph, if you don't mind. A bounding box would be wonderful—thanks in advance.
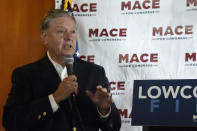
[132,79,197,126]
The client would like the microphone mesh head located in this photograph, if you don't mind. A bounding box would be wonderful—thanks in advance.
[64,55,74,65]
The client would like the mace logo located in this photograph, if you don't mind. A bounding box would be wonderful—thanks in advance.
[186,0,197,11]
[118,108,132,124]
[152,25,193,41]
[185,53,197,67]
[109,81,126,96]
[80,55,95,63]
[118,53,159,68]
[185,53,196,62]
[121,0,160,15]
[73,3,97,16]
[88,28,127,42]
[187,0,197,6]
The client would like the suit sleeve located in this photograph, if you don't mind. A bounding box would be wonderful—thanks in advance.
[98,67,121,131]
[3,68,54,131]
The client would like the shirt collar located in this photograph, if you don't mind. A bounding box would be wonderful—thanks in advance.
[47,51,65,78]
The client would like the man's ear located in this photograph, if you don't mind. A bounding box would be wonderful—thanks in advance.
[40,31,48,44]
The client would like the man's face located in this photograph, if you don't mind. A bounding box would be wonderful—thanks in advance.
[42,16,77,58]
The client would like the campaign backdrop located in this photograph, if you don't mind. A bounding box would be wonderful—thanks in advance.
[55,0,197,131]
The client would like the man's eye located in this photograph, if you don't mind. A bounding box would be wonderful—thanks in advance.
[71,30,76,34]
[57,30,64,34]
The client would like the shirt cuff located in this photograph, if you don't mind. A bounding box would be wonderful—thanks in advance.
[48,94,59,112]
[97,106,111,119]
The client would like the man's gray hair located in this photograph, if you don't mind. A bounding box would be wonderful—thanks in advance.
[40,9,76,31]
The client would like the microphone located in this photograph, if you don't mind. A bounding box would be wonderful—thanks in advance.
[64,55,85,131]
[64,55,74,76]
[64,55,75,108]
[64,55,81,131]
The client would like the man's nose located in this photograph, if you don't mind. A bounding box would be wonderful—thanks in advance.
[63,32,72,41]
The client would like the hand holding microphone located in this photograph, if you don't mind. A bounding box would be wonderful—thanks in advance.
[53,75,78,104]
[53,55,78,104]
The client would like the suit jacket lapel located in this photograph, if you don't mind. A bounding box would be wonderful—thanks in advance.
[40,55,61,92]
[40,55,72,112]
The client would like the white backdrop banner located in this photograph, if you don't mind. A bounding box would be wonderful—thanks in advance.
[55,0,197,131]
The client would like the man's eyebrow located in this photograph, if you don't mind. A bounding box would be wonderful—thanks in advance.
[55,26,65,28]
[55,25,76,30]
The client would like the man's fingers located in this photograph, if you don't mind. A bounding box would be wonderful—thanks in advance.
[96,85,102,89]
[63,75,77,82]
[85,90,94,99]
[96,86,113,103]
[73,85,78,95]
[101,88,107,93]
[71,82,78,88]
[96,85,109,97]
[107,95,113,103]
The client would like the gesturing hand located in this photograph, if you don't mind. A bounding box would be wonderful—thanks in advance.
[53,75,78,104]
[86,85,113,115]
